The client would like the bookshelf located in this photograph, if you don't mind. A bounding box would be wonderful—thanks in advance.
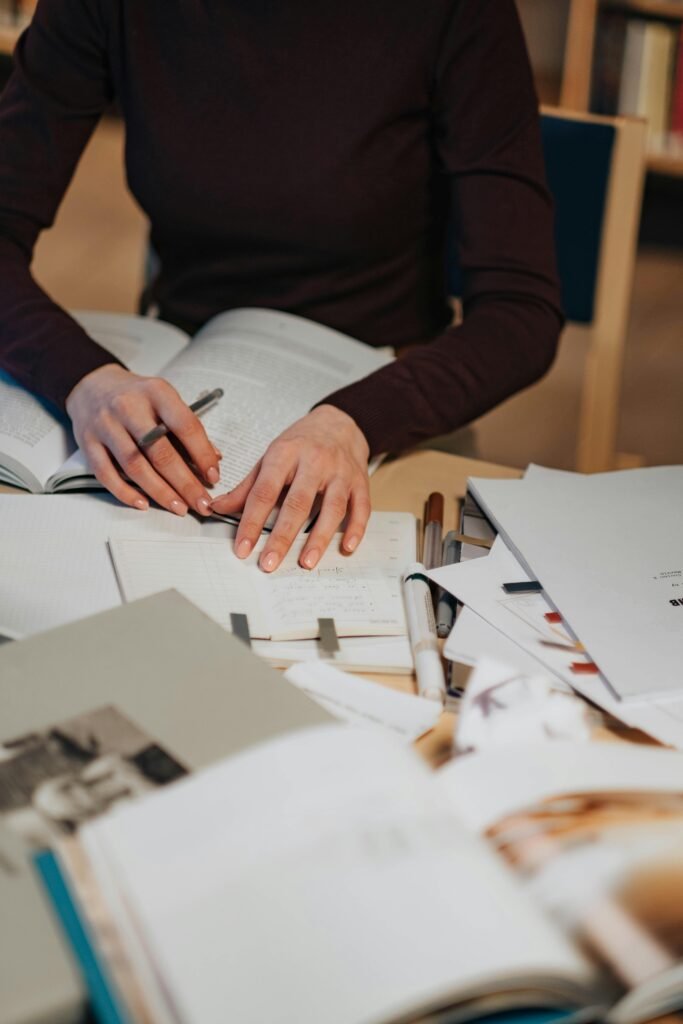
[561,0,683,176]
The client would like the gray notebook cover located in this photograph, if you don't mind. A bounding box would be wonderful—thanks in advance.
[0,590,332,1024]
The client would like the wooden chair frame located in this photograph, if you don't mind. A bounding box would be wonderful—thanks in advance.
[541,106,648,473]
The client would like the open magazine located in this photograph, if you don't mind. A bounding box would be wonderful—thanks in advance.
[0,308,390,494]
[35,729,683,1024]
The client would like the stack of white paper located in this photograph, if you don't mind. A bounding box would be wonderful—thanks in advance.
[429,465,683,749]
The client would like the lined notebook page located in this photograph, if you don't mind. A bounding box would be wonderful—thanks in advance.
[110,512,415,641]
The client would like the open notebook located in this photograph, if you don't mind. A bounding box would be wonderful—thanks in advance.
[0,494,415,672]
[109,511,415,642]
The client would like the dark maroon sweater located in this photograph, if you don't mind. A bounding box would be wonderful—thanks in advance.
[0,0,562,457]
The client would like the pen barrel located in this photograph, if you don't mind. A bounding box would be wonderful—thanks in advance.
[414,649,446,703]
[422,521,442,571]
[402,563,445,702]
[436,591,457,638]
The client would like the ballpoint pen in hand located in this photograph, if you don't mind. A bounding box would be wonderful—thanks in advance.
[137,388,224,448]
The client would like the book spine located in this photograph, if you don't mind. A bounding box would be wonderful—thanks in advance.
[671,27,683,138]
[618,18,679,153]
[592,11,628,116]
[618,20,647,117]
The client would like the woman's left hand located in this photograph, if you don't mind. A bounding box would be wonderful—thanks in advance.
[209,405,371,571]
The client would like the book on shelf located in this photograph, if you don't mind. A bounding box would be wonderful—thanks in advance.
[0,307,390,496]
[671,27,683,140]
[592,11,683,157]
[36,729,683,1024]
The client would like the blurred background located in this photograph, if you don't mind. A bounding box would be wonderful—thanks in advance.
[0,0,681,470]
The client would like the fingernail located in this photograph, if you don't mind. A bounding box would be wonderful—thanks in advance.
[302,548,319,569]
[344,535,360,552]
[207,466,220,484]
[134,497,149,511]
[236,538,252,559]
[261,551,279,573]
[170,499,187,516]
[197,497,212,516]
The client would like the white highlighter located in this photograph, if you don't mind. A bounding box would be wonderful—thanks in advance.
[402,562,446,704]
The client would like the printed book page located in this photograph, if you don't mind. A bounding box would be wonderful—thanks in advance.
[79,727,593,1024]
[0,312,189,492]
[162,308,392,492]
[439,742,683,1023]
[109,511,415,641]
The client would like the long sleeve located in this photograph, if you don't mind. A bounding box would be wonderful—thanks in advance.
[0,0,123,411]
[323,0,564,456]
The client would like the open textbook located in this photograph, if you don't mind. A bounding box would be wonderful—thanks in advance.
[0,307,391,494]
[38,732,683,1024]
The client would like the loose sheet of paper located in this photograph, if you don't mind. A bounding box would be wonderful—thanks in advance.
[469,466,683,700]
[430,536,683,750]
[284,663,441,741]
[455,657,593,753]
[0,494,234,638]
[445,605,571,679]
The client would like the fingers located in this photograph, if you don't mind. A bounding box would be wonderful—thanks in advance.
[150,381,221,485]
[115,394,214,516]
[137,434,213,516]
[67,366,223,515]
[207,406,372,571]
[82,439,150,511]
[232,456,296,563]
[341,485,371,554]
[93,417,194,516]
[259,471,321,571]
[209,463,261,518]
[297,480,350,569]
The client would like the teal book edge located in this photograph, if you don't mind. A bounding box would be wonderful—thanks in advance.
[33,849,131,1024]
[32,850,580,1024]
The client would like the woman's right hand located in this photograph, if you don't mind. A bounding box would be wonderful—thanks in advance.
[65,364,221,516]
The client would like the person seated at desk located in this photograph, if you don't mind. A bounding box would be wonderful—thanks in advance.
[0,0,562,570]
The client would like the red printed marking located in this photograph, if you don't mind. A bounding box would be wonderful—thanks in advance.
[571,662,599,675]
[544,612,563,624]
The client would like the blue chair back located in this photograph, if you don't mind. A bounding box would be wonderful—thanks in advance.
[447,113,617,325]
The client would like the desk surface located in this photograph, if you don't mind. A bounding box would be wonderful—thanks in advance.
[3,456,682,1024]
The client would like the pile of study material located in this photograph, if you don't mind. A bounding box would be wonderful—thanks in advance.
[429,464,683,749]
[3,517,683,1022]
